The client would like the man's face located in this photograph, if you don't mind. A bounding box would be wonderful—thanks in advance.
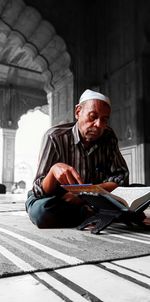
[75,99,111,145]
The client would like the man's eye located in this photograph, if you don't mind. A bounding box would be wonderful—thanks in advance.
[89,114,96,121]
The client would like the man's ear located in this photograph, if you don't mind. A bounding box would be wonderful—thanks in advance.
[75,104,82,119]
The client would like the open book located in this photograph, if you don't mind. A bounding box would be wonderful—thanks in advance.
[61,184,150,233]
[62,184,150,212]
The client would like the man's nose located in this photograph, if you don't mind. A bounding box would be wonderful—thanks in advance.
[94,118,101,127]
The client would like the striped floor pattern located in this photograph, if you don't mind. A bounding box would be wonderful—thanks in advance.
[0,256,150,302]
[0,221,149,276]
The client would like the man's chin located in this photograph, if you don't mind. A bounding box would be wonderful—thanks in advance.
[85,134,100,142]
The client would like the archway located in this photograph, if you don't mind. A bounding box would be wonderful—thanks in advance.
[0,0,73,124]
[0,0,73,191]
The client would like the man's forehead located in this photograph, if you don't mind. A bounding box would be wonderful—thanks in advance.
[82,99,111,112]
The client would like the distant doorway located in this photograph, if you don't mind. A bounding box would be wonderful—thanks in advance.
[15,109,49,191]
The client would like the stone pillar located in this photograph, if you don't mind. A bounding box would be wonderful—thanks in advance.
[47,91,53,127]
[48,73,74,126]
[2,128,16,192]
[0,128,3,183]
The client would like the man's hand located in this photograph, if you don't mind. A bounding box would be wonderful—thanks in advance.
[50,163,83,185]
[42,163,83,194]
[99,181,118,192]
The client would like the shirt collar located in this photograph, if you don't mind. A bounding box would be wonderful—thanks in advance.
[72,123,80,144]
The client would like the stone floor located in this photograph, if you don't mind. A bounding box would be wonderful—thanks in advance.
[0,193,149,301]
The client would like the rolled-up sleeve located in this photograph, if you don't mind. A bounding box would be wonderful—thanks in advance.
[33,132,60,198]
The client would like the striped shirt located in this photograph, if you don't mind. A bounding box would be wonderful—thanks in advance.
[33,122,129,197]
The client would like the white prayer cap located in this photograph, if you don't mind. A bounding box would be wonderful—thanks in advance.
[79,89,111,106]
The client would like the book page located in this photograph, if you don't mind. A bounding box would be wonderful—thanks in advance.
[61,184,108,194]
[112,187,150,207]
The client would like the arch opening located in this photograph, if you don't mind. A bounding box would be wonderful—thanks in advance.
[14,109,49,191]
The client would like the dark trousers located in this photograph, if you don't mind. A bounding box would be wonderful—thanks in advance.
[25,191,88,228]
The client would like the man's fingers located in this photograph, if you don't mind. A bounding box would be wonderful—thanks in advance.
[65,168,83,184]
[51,163,83,184]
